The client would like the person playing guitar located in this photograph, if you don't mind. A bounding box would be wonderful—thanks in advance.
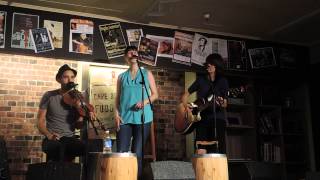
[179,53,229,155]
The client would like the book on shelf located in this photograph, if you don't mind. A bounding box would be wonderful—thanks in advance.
[261,143,281,163]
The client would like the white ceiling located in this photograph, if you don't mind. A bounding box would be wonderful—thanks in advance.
[4,0,320,46]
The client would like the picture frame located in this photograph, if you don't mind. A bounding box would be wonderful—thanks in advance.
[248,47,276,69]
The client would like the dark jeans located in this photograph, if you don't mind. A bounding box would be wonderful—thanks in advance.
[195,118,226,154]
[116,122,151,178]
[42,136,85,162]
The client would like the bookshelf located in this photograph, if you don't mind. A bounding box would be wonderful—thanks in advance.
[225,72,311,180]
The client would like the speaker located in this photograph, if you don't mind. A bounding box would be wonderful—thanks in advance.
[150,161,195,180]
[26,162,82,180]
[229,162,283,180]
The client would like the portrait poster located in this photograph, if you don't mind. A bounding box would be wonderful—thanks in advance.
[69,19,93,54]
[138,36,159,66]
[173,31,193,66]
[248,47,276,69]
[191,33,212,66]
[126,28,143,47]
[44,20,63,48]
[11,13,39,49]
[89,65,127,138]
[146,34,174,58]
[30,27,54,53]
[212,38,228,69]
[0,11,6,48]
[99,22,127,59]
[228,40,247,71]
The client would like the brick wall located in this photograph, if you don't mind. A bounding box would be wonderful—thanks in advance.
[152,69,186,160]
[0,53,187,180]
[0,53,78,180]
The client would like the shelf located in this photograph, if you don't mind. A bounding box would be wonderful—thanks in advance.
[228,158,253,163]
[227,103,254,110]
[226,124,254,130]
[259,133,283,136]
[282,133,303,137]
[257,104,281,109]
[285,161,306,166]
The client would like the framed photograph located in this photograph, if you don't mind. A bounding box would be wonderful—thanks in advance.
[248,47,276,69]
[226,112,242,125]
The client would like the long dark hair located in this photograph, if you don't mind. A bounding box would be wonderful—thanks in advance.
[204,53,225,77]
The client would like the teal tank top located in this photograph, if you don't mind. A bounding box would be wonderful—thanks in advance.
[119,68,153,124]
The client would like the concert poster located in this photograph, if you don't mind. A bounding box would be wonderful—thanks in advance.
[138,36,159,66]
[211,38,228,69]
[191,33,212,66]
[11,13,39,49]
[126,28,143,47]
[69,19,94,54]
[227,40,247,71]
[99,22,127,59]
[0,11,6,48]
[44,20,63,48]
[89,65,127,138]
[146,34,174,58]
[173,31,193,66]
[30,27,54,53]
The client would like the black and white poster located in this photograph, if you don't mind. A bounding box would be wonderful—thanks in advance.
[191,33,212,66]
[228,40,247,71]
[248,47,276,69]
[11,13,39,49]
[30,27,54,53]
[0,11,6,48]
[99,22,127,59]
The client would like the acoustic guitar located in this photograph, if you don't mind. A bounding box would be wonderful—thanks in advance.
[174,95,214,135]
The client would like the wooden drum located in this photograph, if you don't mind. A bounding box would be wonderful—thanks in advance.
[192,153,228,180]
[88,152,138,180]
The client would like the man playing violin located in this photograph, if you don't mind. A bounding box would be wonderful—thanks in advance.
[37,64,94,162]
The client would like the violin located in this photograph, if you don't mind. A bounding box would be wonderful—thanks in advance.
[62,83,107,135]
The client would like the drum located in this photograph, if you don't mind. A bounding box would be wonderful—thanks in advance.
[88,152,138,180]
[192,153,228,180]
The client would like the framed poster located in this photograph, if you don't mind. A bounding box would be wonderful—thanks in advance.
[248,47,276,69]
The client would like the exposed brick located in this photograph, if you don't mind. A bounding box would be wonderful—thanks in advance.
[0,106,11,111]
[26,113,34,118]
[8,101,16,106]
[26,102,35,107]
[0,90,8,94]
